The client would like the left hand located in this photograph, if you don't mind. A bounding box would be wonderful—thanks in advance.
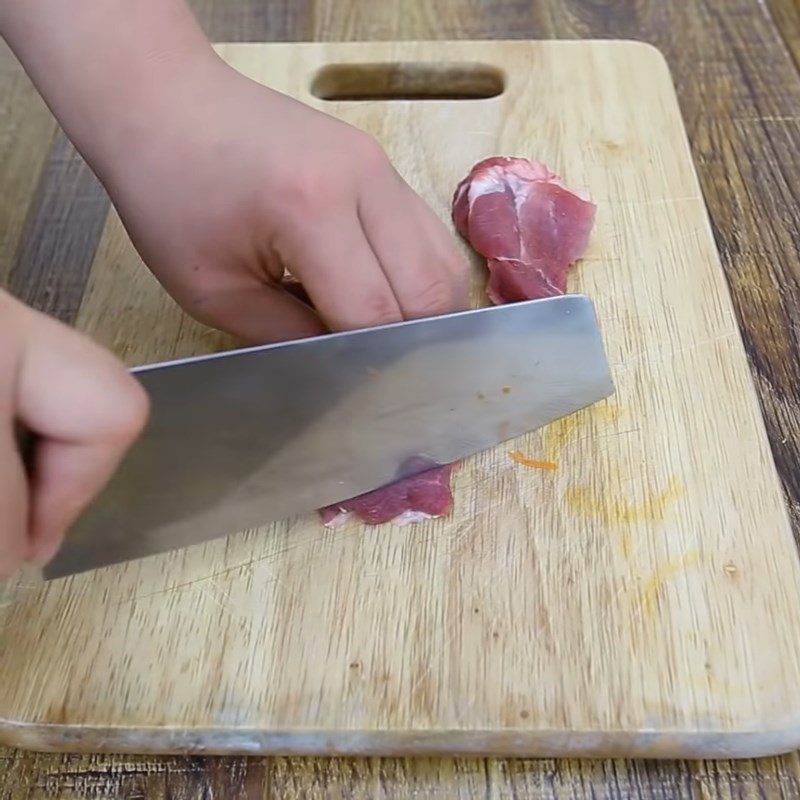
[96,59,471,343]
[2,0,470,345]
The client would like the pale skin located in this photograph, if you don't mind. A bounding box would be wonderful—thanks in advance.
[0,0,469,578]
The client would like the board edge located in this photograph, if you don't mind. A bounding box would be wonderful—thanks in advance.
[4,719,800,760]
[4,36,797,766]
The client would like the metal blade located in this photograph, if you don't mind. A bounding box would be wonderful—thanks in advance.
[44,295,613,579]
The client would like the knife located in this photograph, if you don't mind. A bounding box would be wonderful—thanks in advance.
[41,294,613,580]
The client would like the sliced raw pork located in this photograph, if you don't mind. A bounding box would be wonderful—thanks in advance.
[452,156,596,304]
[320,156,595,527]
[319,464,454,528]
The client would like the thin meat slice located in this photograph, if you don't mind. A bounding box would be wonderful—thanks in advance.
[320,464,454,527]
[452,156,596,304]
[319,156,595,528]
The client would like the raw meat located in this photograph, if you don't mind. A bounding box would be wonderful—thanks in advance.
[320,156,595,528]
[319,464,454,528]
[452,157,596,304]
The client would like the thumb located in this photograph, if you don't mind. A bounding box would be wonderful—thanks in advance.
[13,302,149,566]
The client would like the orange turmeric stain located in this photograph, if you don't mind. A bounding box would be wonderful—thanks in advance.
[508,450,558,471]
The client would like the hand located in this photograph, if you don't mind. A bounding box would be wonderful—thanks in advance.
[0,291,148,577]
[98,62,471,343]
[1,0,470,344]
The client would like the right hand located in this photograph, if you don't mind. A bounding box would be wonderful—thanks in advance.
[0,291,149,578]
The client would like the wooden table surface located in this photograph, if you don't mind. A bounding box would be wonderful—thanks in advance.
[3,0,800,797]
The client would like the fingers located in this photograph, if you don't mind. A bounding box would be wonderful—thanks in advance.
[276,178,469,332]
[0,425,28,580]
[276,210,404,331]
[184,282,325,345]
[13,304,149,567]
[26,438,141,567]
[358,177,471,319]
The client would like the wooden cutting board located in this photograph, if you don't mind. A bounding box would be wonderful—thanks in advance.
[3,40,800,759]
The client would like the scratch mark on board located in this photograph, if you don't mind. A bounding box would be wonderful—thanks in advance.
[638,551,701,619]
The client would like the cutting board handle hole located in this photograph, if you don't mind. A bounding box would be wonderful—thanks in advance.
[310,62,505,101]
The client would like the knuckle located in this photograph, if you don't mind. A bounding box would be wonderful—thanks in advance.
[409,275,458,318]
[278,133,388,218]
[338,292,401,330]
[106,377,150,445]
[351,132,388,168]
[123,381,150,439]
[279,164,340,218]
[365,293,403,326]
[130,381,151,428]
[282,167,319,210]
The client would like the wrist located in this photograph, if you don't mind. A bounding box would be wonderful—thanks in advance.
[0,0,220,179]
[84,46,227,181]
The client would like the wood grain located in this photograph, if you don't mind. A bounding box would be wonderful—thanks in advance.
[768,0,800,73]
[6,752,800,798]
[188,0,313,42]
[4,0,800,796]
[0,42,56,285]
[546,1,800,542]
[0,43,109,325]
[6,132,109,323]
[2,39,798,761]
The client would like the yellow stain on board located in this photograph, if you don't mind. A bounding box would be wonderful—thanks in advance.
[544,401,622,461]
[638,550,701,618]
[541,401,682,560]
[564,478,682,558]
[544,413,582,461]
[565,478,682,525]
[621,530,633,559]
